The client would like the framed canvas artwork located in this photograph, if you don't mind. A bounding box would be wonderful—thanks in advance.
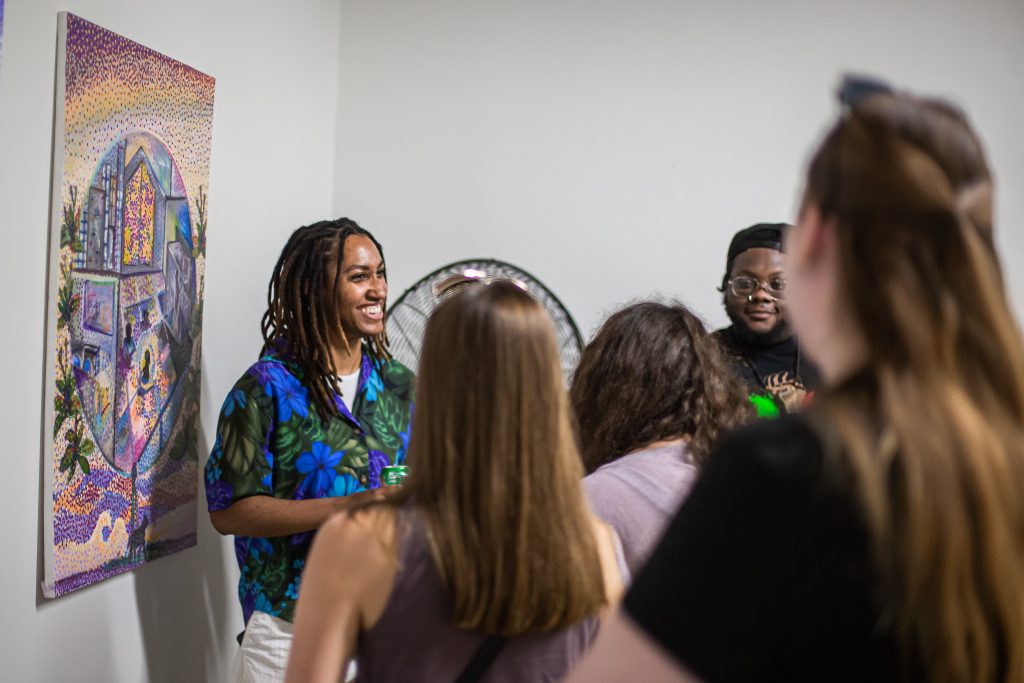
[42,12,215,597]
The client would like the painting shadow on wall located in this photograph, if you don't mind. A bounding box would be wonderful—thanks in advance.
[133,373,236,682]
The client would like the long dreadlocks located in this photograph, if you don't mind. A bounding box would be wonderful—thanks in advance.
[260,218,392,419]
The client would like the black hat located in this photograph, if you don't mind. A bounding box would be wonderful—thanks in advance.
[721,223,791,290]
[727,223,789,264]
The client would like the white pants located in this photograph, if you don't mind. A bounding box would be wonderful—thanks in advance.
[229,611,294,683]
[228,611,357,682]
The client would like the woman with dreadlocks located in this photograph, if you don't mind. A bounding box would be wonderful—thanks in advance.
[205,218,414,682]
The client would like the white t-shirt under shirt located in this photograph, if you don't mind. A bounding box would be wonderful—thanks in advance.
[335,367,361,408]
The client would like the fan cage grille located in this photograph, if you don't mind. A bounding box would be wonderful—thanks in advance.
[385,259,583,382]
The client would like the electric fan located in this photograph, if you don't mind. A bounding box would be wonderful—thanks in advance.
[385,259,584,380]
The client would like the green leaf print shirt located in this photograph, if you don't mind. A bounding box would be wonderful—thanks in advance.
[204,346,414,624]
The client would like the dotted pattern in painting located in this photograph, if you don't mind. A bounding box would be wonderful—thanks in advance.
[45,13,215,597]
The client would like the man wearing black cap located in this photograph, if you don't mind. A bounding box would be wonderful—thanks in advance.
[713,223,819,416]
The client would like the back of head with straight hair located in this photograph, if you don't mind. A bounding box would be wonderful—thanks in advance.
[389,281,607,636]
[805,84,1024,683]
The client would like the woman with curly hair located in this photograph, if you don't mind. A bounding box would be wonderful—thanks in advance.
[571,301,752,574]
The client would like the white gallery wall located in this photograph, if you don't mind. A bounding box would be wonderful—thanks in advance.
[0,0,341,680]
[333,0,1024,338]
[1,0,1023,681]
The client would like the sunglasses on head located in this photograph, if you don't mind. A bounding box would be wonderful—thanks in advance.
[837,74,893,111]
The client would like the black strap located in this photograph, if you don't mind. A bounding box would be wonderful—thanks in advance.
[453,635,508,683]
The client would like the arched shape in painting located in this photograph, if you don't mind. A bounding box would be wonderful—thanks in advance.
[68,130,197,476]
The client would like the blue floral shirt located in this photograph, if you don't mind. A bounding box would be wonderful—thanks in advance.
[204,347,414,624]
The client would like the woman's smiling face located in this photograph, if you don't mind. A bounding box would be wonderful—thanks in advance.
[334,235,387,343]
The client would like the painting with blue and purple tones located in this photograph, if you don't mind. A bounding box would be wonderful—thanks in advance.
[42,13,215,597]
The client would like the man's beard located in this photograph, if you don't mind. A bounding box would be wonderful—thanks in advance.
[727,310,793,347]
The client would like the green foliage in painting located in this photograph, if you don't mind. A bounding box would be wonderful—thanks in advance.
[193,185,207,257]
[56,268,80,331]
[60,186,83,252]
[53,351,81,438]
[59,415,94,482]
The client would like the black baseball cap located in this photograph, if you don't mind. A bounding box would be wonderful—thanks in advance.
[721,223,791,290]
[727,223,789,263]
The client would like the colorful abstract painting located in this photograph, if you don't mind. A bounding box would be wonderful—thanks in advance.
[42,13,215,597]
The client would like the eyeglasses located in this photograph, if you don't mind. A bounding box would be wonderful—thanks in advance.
[728,276,785,300]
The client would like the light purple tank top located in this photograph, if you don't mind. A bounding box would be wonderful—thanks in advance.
[355,507,603,683]
[584,442,698,576]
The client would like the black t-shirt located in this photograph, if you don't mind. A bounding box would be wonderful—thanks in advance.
[624,415,903,682]
[713,327,820,415]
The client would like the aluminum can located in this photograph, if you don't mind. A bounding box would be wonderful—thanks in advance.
[381,465,409,488]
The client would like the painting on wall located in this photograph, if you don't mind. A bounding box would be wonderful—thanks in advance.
[42,12,215,597]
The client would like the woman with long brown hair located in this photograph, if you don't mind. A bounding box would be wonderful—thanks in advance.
[285,281,625,683]
[569,78,1024,682]
[571,301,751,574]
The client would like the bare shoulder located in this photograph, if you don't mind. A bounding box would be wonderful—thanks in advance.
[314,504,399,577]
[320,503,396,543]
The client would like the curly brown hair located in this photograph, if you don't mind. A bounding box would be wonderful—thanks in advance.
[570,301,753,473]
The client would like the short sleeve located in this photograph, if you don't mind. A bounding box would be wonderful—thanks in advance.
[204,368,275,512]
[624,416,875,681]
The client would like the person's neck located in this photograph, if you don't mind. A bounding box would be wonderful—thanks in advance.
[811,319,867,387]
[627,435,689,456]
[730,325,794,349]
[330,337,363,376]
